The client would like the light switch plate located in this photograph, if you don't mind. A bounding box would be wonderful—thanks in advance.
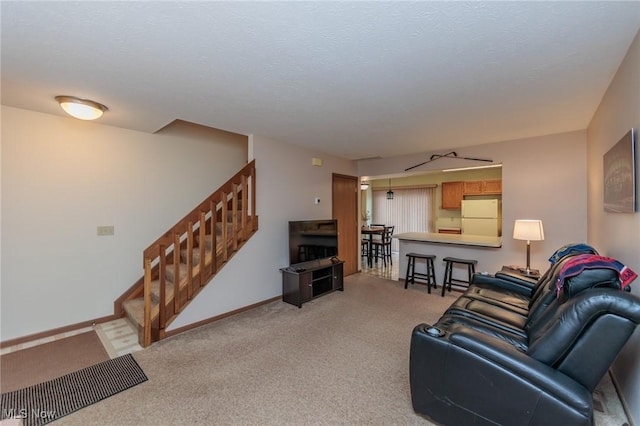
[97,225,114,236]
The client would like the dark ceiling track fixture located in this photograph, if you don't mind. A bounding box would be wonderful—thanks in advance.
[404,151,493,172]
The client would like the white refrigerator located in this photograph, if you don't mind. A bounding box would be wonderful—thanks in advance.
[461,199,499,237]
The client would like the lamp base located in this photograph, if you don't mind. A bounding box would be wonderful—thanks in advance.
[519,267,540,278]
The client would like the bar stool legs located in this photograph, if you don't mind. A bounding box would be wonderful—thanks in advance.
[405,253,437,294]
[441,257,477,297]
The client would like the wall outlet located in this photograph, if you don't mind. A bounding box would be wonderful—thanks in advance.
[97,225,114,236]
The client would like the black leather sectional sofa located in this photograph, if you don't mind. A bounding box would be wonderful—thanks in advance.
[409,245,640,425]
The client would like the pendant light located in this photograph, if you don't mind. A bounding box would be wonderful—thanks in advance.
[386,179,394,200]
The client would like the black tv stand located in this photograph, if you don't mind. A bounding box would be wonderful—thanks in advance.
[280,258,344,308]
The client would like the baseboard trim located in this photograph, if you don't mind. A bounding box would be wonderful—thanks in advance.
[609,369,635,426]
[163,296,282,339]
[0,314,117,349]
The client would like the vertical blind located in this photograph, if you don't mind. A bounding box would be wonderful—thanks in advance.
[372,187,436,252]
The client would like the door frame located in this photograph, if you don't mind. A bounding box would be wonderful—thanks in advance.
[332,173,359,276]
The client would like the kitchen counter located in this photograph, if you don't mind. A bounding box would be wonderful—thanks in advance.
[393,232,503,282]
[394,232,502,248]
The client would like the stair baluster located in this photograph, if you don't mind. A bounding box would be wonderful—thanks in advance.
[143,258,152,347]
[159,244,167,331]
[186,221,194,300]
[221,192,228,262]
[199,212,207,283]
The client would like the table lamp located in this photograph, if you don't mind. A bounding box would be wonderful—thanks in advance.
[513,219,544,274]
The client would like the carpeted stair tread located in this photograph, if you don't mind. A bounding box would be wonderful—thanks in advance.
[150,280,174,303]
[123,280,176,328]
[180,247,213,266]
[198,233,233,253]
[165,263,191,283]
[122,298,148,327]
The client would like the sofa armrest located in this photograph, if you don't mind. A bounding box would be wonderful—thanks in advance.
[448,327,591,408]
[410,324,593,425]
[472,272,535,296]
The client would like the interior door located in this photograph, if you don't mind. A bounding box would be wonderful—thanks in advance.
[332,174,358,276]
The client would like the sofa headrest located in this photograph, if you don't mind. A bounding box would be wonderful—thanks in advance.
[560,268,620,300]
[555,254,638,300]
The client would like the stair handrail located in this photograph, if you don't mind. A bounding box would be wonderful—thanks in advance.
[142,160,257,347]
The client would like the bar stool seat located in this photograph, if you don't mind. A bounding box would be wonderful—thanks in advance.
[405,253,437,294]
[442,257,477,297]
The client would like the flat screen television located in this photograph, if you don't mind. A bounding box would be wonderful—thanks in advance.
[289,219,338,265]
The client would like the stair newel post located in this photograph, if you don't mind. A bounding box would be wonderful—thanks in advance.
[250,163,257,232]
[173,233,181,314]
[232,183,239,251]
[158,244,167,331]
[241,174,248,241]
[210,200,218,274]
[143,258,152,348]
[199,212,207,285]
[186,221,194,300]
[221,191,228,262]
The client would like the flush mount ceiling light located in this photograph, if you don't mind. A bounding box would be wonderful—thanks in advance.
[55,95,108,120]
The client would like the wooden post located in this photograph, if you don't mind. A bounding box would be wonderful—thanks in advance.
[186,222,193,299]
[159,245,166,330]
[143,258,152,347]
[173,233,181,313]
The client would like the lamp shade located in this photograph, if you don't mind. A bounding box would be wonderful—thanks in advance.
[360,182,369,190]
[513,220,544,242]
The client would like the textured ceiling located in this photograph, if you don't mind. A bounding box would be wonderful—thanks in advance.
[2,2,639,160]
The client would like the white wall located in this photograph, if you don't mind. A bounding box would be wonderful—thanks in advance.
[587,30,640,423]
[358,130,589,274]
[1,106,247,341]
[169,134,357,329]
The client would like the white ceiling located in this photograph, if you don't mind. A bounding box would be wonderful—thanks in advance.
[2,2,639,160]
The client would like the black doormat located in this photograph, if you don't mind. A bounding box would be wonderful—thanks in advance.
[1,353,147,426]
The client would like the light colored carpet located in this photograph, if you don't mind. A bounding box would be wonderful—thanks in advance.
[56,273,626,425]
[60,274,453,425]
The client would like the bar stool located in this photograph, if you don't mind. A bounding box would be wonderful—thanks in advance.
[405,253,437,294]
[441,257,477,296]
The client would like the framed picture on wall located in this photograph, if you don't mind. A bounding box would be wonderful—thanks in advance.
[603,128,636,213]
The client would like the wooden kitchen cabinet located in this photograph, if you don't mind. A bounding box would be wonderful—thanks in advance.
[463,179,502,195]
[462,181,483,195]
[441,181,464,209]
[483,179,502,194]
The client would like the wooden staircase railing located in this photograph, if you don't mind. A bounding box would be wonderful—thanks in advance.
[132,160,257,347]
